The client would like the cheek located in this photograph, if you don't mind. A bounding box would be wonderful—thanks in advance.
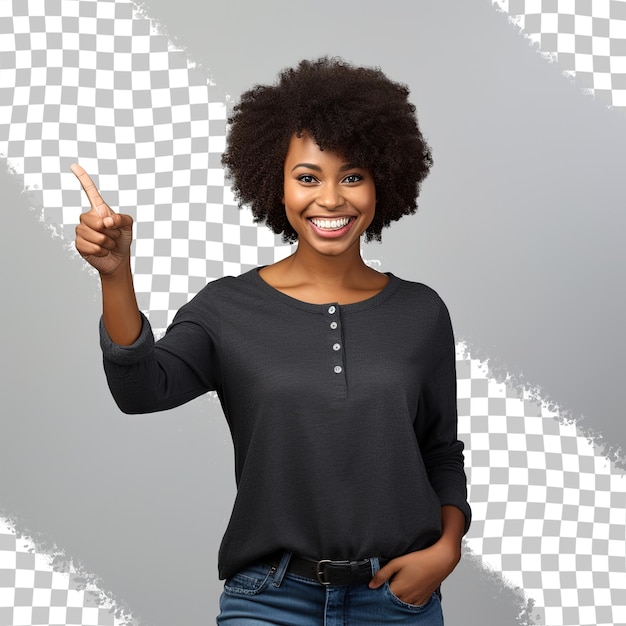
[364,187,377,215]
[283,183,310,210]
[282,188,302,227]
[362,190,377,230]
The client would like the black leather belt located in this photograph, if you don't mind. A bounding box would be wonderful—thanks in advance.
[267,552,387,586]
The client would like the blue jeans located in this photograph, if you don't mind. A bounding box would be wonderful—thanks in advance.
[217,553,444,625]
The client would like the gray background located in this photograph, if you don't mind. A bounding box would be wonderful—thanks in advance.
[1,1,625,624]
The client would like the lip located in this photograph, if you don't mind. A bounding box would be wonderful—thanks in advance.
[307,216,356,239]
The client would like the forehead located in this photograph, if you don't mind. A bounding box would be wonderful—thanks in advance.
[284,132,349,169]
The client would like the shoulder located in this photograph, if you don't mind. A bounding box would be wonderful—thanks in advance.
[387,276,456,350]
[168,269,269,329]
[384,275,454,339]
[182,267,268,312]
[389,274,448,312]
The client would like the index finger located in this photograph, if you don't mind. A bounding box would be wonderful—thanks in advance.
[70,163,111,218]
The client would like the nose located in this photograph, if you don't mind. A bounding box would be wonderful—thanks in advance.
[315,182,345,210]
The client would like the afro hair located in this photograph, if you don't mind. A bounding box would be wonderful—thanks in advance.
[222,57,433,242]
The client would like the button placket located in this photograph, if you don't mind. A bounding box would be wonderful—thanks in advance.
[324,303,347,394]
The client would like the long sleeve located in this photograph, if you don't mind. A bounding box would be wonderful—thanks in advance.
[99,297,219,414]
[416,302,472,534]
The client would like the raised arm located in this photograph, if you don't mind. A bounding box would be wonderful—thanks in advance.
[72,163,141,345]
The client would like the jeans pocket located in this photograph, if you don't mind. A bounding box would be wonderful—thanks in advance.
[223,564,274,597]
[383,582,437,611]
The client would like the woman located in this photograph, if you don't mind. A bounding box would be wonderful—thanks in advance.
[73,57,470,625]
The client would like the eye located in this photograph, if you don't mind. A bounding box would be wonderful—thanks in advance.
[297,174,318,184]
[343,173,363,184]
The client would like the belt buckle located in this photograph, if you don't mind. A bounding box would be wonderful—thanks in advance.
[316,559,333,585]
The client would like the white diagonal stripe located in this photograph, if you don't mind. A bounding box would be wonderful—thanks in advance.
[492,0,626,110]
[457,343,626,626]
[0,517,136,626]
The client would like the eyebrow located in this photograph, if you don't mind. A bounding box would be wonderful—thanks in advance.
[290,162,361,173]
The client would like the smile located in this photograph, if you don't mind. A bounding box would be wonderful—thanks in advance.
[309,217,353,231]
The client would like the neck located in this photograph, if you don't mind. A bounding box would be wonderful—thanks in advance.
[285,241,372,287]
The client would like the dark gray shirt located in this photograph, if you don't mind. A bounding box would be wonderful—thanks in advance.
[100,268,471,580]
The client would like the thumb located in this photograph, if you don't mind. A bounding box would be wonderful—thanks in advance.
[369,561,399,589]
[108,212,134,231]
[70,163,113,219]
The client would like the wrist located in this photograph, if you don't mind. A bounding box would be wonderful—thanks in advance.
[435,532,461,554]
[99,257,132,282]
[431,537,461,576]
[440,505,465,543]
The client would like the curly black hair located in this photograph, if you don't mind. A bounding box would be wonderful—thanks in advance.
[221,57,433,242]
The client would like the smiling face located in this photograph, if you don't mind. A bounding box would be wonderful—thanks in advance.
[282,132,376,258]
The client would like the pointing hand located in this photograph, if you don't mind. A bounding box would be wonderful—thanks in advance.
[72,163,134,276]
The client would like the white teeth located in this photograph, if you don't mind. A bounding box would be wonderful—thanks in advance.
[311,217,351,230]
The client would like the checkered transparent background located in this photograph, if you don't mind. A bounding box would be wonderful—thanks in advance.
[457,346,626,626]
[0,519,130,626]
[493,0,626,109]
[0,0,292,330]
[1,1,626,624]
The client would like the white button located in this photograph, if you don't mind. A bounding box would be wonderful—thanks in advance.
[334,366,342,374]
[333,343,341,351]
[330,321,338,329]
[328,306,336,314]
